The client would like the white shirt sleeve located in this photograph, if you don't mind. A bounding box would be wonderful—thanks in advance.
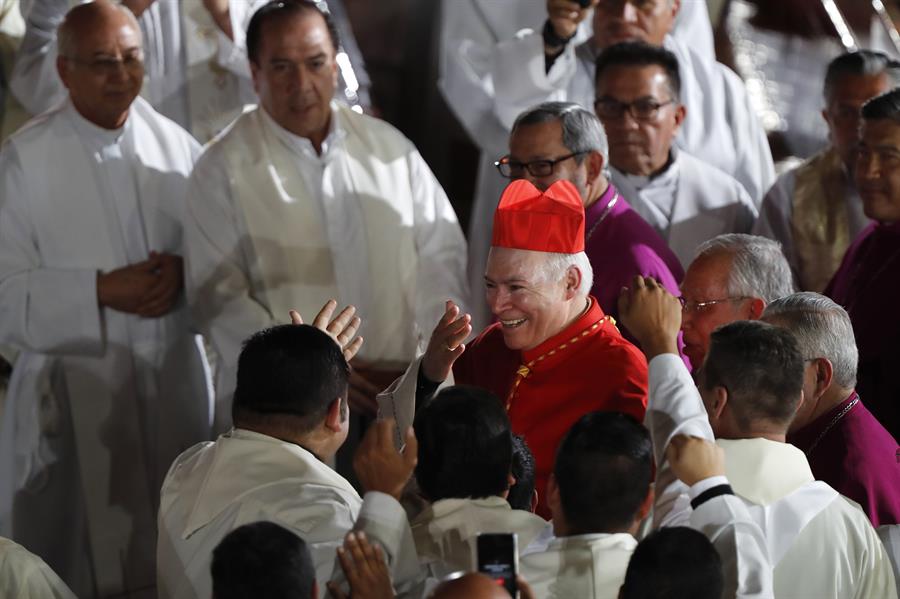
[0,144,104,354]
[9,0,67,116]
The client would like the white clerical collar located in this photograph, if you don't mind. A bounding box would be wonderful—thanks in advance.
[258,102,345,160]
[64,97,131,149]
[617,148,680,192]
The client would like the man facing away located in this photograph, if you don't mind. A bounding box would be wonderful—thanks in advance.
[679,234,794,369]
[0,2,212,596]
[157,317,420,599]
[185,0,468,429]
[595,41,757,268]
[755,50,899,291]
[826,88,900,441]
[379,178,648,519]
[410,385,548,579]
[619,277,897,598]
[761,293,900,527]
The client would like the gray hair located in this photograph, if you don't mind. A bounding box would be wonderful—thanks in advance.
[539,251,594,297]
[512,101,610,177]
[824,50,900,102]
[58,2,141,58]
[694,234,794,303]
[762,292,858,389]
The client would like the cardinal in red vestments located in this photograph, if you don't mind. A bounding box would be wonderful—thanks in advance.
[395,179,648,518]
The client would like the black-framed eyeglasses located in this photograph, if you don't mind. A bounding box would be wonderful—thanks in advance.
[494,152,587,178]
[678,296,750,313]
[594,97,675,121]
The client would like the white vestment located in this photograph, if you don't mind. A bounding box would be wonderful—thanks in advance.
[0,537,76,599]
[647,354,898,599]
[10,0,262,141]
[437,1,714,329]
[186,103,469,431]
[611,149,758,268]
[0,97,212,598]
[410,495,548,579]
[157,429,420,599]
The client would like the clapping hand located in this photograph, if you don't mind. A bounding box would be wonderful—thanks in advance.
[327,532,395,599]
[666,435,725,487]
[420,300,472,383]
[353,419,417,501]
[289,299,363,362]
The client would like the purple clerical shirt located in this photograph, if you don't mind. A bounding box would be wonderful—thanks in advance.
[788,392,900,527]
[826,221,900,440]
[584,183,687,362]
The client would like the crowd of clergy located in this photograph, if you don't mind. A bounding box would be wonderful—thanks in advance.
[0,0,898,597]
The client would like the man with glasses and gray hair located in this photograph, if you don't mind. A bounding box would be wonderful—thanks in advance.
[679,233,794,370]
[485,100,683,341]
[760,293,899,527]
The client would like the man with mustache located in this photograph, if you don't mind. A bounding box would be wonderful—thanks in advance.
[826,88,900,441]
[184,0,469,431]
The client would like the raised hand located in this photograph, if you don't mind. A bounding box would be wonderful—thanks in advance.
[546,0,596,44]
[353,419,417,500]
[327,532,395,599]
[420,300,472,383]
[121,0,157,17]
[289,300,363,361]
[618,275,682,359]
[666,435,725,487]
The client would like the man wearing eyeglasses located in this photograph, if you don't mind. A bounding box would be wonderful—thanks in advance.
[494,101,683,344]
[679,234,794,370]
[595,42,757,269]
[0,2,214,596]
[490,0,774,204]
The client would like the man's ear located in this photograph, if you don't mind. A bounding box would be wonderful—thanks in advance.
[673,103,686,130]
[56,56,71,90]
[324,397,343,432]
[547,473,561,516]
[747,297,766,320]
[636,485,654,521]
[586,150,605,183]
[530,489,539,514]
[565,265,582,299]
[250,61,262,96]
[711,386,729,421]
[813,357,834,399]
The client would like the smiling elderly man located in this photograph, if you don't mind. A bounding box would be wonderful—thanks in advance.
[380,179,648,519]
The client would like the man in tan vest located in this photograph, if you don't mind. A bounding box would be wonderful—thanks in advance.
[754,50,899,291]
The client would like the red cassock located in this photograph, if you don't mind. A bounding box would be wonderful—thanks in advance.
[452,297,648,518]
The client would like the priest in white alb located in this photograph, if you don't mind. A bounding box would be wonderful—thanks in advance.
[0,2,212,597]
[184,0,468,429]
[594,41,757,268]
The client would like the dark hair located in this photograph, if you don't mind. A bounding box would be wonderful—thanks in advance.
[232,324,349,432]
[246,0,340,65]
[595,41,682,99]
[211,521,316,599]
[702,320,803,431]
[824,50,900,101]
[511,101,609,168]
[620,527,723,599]
[413,385,513,501]
[507,435,536,511]
[553,412,652,534]
[862,87,900,124]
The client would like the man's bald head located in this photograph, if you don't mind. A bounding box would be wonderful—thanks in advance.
[58,0,140,58]
[429,573,511,599]
[56,0,144,130]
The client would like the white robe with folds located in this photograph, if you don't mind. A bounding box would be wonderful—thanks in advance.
[647,354,898,599]
[10,0,263,141]
[0,97,212,598]
[156,429,420,599]
[410,495,548,580]
[612,149,758,268]
[185,103,469,431]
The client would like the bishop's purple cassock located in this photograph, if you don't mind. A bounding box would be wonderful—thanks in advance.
[826,221,900,442]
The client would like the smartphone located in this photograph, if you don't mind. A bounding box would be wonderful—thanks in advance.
[476,533,519,597]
